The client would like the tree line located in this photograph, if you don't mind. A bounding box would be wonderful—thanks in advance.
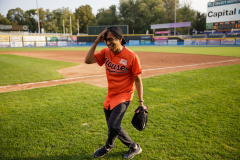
[0,0,206,34]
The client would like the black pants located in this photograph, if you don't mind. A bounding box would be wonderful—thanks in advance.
[104,101,136,149]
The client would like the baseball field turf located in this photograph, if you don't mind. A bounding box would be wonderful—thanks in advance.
[0,46,239,159]
[0,46,240,57]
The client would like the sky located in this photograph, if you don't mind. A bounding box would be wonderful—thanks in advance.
[0,0,212,17]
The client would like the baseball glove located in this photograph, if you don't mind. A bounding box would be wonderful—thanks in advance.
[131,106,148,131]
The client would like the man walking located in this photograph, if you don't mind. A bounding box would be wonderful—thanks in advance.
[85,26,144,159]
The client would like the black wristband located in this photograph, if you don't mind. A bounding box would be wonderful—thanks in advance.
[138,100,144,102]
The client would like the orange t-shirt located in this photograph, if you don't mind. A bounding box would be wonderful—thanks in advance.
[94,47,142,110]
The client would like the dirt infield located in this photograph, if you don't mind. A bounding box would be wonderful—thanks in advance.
[1,50,240,93]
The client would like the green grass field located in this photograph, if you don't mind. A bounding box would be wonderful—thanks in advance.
[0,46,240,57]
[0,54,79,86]
[0,46,239,159]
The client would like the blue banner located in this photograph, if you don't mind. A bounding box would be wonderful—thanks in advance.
[67,42,78,46]
[215,0,240,6]
[129,40,140,45]
[236,38,240,45]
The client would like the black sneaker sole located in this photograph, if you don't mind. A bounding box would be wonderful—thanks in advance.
[94,146,113,158]
[124,146,142,159]
[94,148,107,158]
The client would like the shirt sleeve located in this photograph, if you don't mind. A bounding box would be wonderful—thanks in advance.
[132,54,142,76]
[94,48,106,66]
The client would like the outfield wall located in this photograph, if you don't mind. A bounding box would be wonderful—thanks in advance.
[0,35,240,47]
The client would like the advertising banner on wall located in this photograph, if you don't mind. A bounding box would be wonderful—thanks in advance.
[221,38,235,44]
[58,41,67,47]
[206,3,240,23]
[236,38,240,45]
[184,39,195,45]
[155,30,170,34]
[37,36,46,42]
[10,42,23,47]
[154,40,168,45]
[46,37,57,41]
[206,23,213,30]
[0,36,9,42]
[140,35,152,40]
[195,39,207,45]
[67,36,77,42]
[67,42,78,46]
[10,36,22,42]
[47,41,57,46]
[36,42,46,47]
[57,37,67,41]
[168,39,177,45]
[140,40,151,45]
[154,37,168,45]
[77,42,87,46]
[154,37,168,40]
[129,40,140,45]
[0,42,10,47]
[23,36,34,42]
[23,42,35,47]
[207,39,221,45]
[23,36,46,42]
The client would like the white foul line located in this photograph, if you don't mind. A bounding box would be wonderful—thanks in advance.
[0,59,240,89]
[142,59,240,71]
[0,74,106,88]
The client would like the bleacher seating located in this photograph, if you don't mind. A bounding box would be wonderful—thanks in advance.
[208,34,224,38]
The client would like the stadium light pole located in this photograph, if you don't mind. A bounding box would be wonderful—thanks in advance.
[63,19,65,34]
[77,19,79,35]
[36,0,40,34]
[70,16,72,35]
[174,0,176,36]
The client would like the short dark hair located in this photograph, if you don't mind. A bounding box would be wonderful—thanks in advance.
[103,26,126,45]
[103,29,122,41]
